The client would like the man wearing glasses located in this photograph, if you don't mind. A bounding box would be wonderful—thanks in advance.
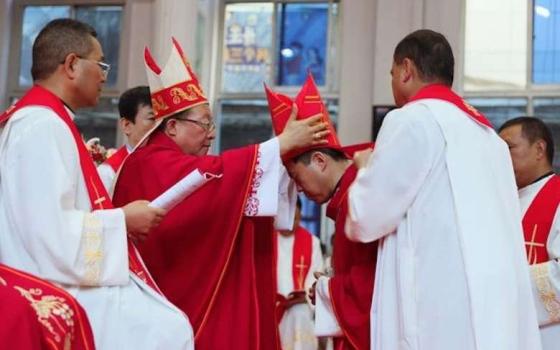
[0,19,194,349]
[112,38,329,349]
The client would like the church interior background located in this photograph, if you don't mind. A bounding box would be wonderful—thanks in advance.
[1,0,559,247]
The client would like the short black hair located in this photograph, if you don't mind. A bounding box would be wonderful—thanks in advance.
[393,29,454,86]
[31,18,97,81]
[118,86,151,123]
[499,116,555,164]
[292,147,348,165]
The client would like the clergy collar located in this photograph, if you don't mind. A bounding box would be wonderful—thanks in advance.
[60,99,75,114]
[519,171,555,195]
[529,171,555,186]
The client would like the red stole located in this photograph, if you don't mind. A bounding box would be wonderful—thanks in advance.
[292,226,313,291]
[276,227,313,322]
[408,84,493,128]
[522,175,560,264]
[0,85,161,294]
[104,145,129,172]
[0,264,95,350]
[326,165,378,350]
[112,131,279,350]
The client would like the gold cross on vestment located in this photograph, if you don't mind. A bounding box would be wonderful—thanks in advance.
[295,255,308,290]
[90,177,106,209]
[94,196,106,206]
[525,224,545,265]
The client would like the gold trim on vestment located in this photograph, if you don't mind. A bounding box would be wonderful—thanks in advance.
[533,263,560,323]
[82,214,103,285]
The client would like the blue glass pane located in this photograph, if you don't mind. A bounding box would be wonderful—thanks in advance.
[299,195,321,237]
[19,6,71,86]
[76,6,123,87]
[222,3,273,93]
[533,0,560,83]
[277,3,329,86]
[467,98,527,130]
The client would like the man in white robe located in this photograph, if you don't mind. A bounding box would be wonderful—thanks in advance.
[97,86,156,192]
[0,19,193,349]
[499,117,560,349]
[277,201,323,350]
[345,29,542,350]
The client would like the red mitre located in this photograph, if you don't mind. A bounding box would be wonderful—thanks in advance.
[144,37,208,120]
[266,74,370,160]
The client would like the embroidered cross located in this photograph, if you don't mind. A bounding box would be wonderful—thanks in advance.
[295,255,308,290]
[90,177,106,209]
[526,224,545,265]
[94,196,106,206]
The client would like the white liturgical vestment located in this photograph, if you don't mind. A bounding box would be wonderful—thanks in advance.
[346,99,542,350]
[0,106,193,350]
[277,232,323,350]
[519,175,560,350]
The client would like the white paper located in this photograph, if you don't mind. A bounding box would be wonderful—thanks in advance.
[149,170,221,211]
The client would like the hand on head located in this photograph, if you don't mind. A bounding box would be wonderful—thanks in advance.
[278,104,330,155]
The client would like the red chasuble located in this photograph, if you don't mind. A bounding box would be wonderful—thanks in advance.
[104,145,129,172]
[326,165,378,350]
[522,175,560,264]
[0,85,162,293]
[112,130,279,350]
[0,264,95,350]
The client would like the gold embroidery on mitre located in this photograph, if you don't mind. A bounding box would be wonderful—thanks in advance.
[170,84,205,105]
[152,96,169,115]
[533,263,560,323]
[13,286,76,343]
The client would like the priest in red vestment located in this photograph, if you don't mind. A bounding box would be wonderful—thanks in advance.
[0,263,95,350]
[276,199,323,350]
[499,117,560,350]
[97,86,156,192]
[266,74,377,350]
[112,38,328,350]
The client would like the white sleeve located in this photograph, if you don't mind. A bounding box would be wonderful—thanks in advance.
[97,163,116,194]
[244,138,296,228]
[305,236,324,291]
[529,207,560,326]
[2,110,129,286]
[345,105,444,243]
[274,165,297,230]
[314,276,343,337]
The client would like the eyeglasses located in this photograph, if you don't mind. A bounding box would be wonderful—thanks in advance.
[175,117,216,132]
[78,57,111,78]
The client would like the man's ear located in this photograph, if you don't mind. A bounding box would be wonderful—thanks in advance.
[120,118,132,136]
[165,119,178,137]
[311,151,328,171]
[401,58,414,83]
[535,139,548,161]
[61,53,80,80]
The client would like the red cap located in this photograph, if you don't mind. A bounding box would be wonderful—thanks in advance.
[267,74,342,160]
